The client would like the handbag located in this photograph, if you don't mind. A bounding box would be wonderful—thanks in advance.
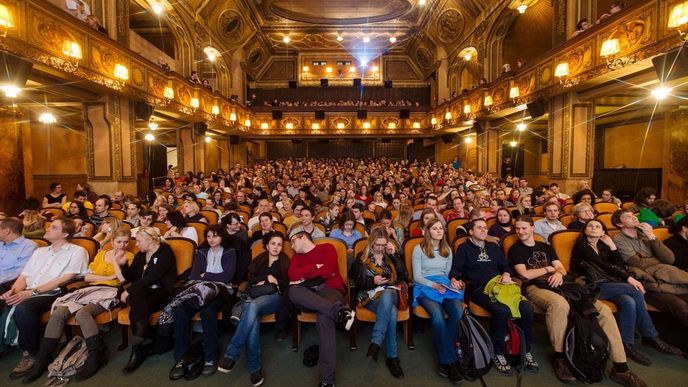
[248,283,279,299]
[301,277,326,293]
[396,282,409,311]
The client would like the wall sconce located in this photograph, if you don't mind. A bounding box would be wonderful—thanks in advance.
[444,111,452,121]
[463,104,471,114]
[336,122,345,129]
[371,65,379,73]
[388,122,397,129]
[483,95,493,107]
[244,119,251,127]
[190,97,200,109]
[554,62,569,81]
[203,46,220,62]
[325,67,333,74]
[260,122,269,129]
[600,38,634,70]
[229,112,237,122]
[211,105,220,115]
[431,117,438,126]
[113,64,129,80]
[163,86,174,100]
[362,121,371,129]
[62,40,82,62]
[0,4,14,36]
[285,122,294,130]
[509,86,520,100]
[413,121,421,129]
[668,1,688,40]
[312,122,320,130]
[302,65,310,73]
[349,66,356,74]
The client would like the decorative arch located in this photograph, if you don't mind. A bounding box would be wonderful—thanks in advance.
[484,4,520,80]
[502,1,553,69]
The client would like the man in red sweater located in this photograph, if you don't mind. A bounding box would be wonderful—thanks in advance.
[287,226,354,387]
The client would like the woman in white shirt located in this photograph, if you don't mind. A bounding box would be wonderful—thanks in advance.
[164,210,198,243]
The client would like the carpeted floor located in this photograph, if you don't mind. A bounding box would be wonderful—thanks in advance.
[0,312,685,387]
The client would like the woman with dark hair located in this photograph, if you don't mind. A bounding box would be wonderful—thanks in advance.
[633,187,657,211]
[42,182,67,208]
[168,224,236,379]
[329,210,363,250]
[162,177,175,193]
[249,212,276,247]
[222,213,248,245]
[66,200,88,219]
[488,207,512,239]
[571,219,682,365]
[378,209,404,244]
[350,228,407,378]
[164,210,198,243]
[600,188,622,207]
[218,232,290,386]
[572,188,596,205]
[665,216,688,270]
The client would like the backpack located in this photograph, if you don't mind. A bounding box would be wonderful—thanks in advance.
[564,307,609,383]
[456,311,493,385]
[505,319,527,387]
[0,305,19,353]
[46,336,88,387]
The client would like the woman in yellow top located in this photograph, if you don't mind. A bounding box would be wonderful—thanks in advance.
[23,228,134,383]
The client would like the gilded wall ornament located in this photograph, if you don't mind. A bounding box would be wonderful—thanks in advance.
[218,11,244,42]
[416,47,433,69]
[437,9,464,43]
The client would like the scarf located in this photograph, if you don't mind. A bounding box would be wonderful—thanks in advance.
[357,253,397,305]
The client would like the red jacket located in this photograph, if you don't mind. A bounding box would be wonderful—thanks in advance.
[288,243,345,294]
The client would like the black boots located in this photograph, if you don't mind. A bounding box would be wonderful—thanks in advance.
[123,344,147,374]
[366,343,380,362]
[22,337,59,384]
[76,334,106,381]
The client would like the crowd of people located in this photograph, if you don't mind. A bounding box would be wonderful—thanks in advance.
[1,157,687,387]
[259,99,422,108]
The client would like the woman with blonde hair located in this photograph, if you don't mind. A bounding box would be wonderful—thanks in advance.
[93,216,123,246]
[350,227,407,378]
[410,218,463,383]
[394,205,414,234]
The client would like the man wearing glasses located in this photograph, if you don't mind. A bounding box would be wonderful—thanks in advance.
[287,226,355,387]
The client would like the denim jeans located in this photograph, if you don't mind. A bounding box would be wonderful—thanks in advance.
[173,298,222,362]
[598,282,658,345]
[417,296,463,365]
[223,293,281,373]
[365,288,398,358]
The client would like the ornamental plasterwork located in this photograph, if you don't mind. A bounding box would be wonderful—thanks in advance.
[437,9,464,43]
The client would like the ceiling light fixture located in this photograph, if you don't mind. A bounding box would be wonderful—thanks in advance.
[516,122,527,131]
[144,133,155,142]
[148,121,158,130]
[203,46,221,62]
[151,1,164,15]
[336,33,343,42]
[464,136,473,144]
[283,35,290,44]
[517,4,528,14]
[205,135,212,143]
[463,54,472,61]
[510,140,518,147]
[0,85,20,98]
[652,86,671,100]
[389,36,397,43]
[363,36,370,43]
[39,112,56,124]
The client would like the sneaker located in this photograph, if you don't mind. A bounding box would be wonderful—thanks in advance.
[493,355,512,375]
[169,361,185,380]
[9,351,34,379]
[217,357,236,373]
[624,345,652,366]
[642,337,684,356]
[524,352,539,373]
[250,370,265,386]
[436,363,450,378]
[336,307,355,331]
[202,360,217,376]
[609,368,649,387]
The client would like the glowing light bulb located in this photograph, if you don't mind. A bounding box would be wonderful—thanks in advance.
[148,121,158,130]
[363,36,370,43]
[517,122,527,131]
[652,87,671,100]
[205,136,211,143]
[464,136,473,144]
[39,112,56,124]
[389,36,397,43]
[145,133,155,141]
[283,35,290,43]
[517,4,527,14]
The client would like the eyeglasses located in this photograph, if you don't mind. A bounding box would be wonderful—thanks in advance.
[373,243,387,248]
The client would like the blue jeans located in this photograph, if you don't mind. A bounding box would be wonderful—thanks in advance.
[365,288,398,358]
[223,293,281,373]
[417,297,463,365]
[598,282,658,345]
[173,298,222,362]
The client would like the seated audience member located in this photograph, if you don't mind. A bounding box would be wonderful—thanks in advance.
[157,204,173,223]
[298,207,326,240]
[452,219,538,376]
[638,199,675,228]
[92,216,123,246]
[445,196,467,221]
[130,210,156,237]
[167,225,236,379]
[572,219,682,367]
[612,210,688,328]
[411,196,447,226]
[568,202,595,230]
[510,216,644,385]
[631,187,656,213]
[164,210,199,243]
[0,218,38,287]
[394,205,414,233]
[2,217,88,379]
[549,183,570,203]
[571,18,592,37]
[283,200,305,228]
[412,208,436,238]
[62,190,94,212]
[181,201,207,224]
[533,202,566,242]
[411,218,463,383]
[318,203,340,233]
[248,200,274,230]
[572,188,596,206]
[42,182,67,209]
[23,228,133,383]
[351,202,374,231]
[378,209,404,244]
[66,200,89,220]
[488,207,513,239]
[120,227,177,373]
[223,212,249,245]
[600,188,622,207]
[125,202,142,227]
[511,194,533,219]
[218,232,290,385]
[664,216,688,271]
[371,191,388,209]
[85,14,107,34]
[19,198,45,238]
[89,197,111,228]
[249,212,276,247]
[330,210,363,251]
[287,226,355,387]
[674,198,688,222]
[350,228,407,378]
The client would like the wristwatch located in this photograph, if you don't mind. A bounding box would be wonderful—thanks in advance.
[31,289,39,296]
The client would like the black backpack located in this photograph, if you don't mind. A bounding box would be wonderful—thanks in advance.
[564,308,609,383]
[456,311,494,385]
